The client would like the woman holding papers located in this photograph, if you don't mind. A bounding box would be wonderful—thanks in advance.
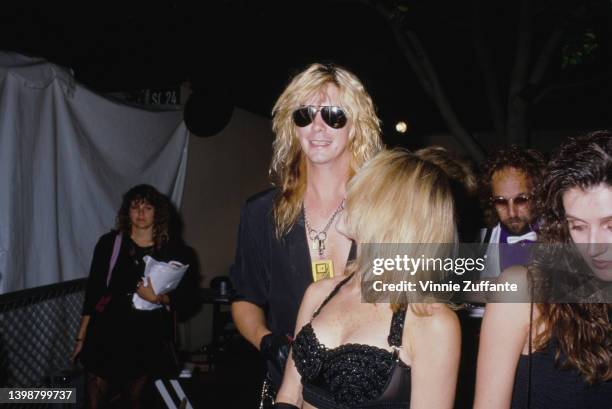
[72,184,194,409]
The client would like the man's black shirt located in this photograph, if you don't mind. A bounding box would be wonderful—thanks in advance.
[230,188,355,387]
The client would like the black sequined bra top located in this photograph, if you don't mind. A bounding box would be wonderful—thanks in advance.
[292,274,411,409]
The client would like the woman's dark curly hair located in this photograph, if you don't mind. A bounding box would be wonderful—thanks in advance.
[115,184,171,249]
[529,130,611,384]
[479,146,545,227]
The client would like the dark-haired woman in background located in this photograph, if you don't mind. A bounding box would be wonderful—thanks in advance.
[71,184,196,409]
[474,131,612,409]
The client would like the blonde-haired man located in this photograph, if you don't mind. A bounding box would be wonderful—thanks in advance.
[230,63,382,398]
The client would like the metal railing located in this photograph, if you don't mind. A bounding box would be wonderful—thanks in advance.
[0,279,86,390]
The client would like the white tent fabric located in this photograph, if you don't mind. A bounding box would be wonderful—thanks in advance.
[0,52,189,294]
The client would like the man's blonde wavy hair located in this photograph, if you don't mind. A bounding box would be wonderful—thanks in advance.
[270,63,382,238]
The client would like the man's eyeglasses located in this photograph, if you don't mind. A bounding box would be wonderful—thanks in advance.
[292,105,347,129]
[490,194,533,209]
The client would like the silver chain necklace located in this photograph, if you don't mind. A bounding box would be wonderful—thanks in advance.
[304,199,345,257]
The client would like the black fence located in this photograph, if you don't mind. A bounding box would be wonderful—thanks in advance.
[0,278,86,408]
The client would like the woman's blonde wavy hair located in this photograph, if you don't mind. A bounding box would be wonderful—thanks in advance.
[344,149,457,313]
[270,63,382,238]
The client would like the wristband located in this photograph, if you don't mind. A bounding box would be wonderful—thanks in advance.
[76,338,84,342]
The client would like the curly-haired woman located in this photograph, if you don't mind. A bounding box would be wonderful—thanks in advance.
[72,184,195,409]
[475,131,612,408]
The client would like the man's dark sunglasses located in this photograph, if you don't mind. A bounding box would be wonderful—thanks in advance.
[292,105,348,129]
[490,194,532,208]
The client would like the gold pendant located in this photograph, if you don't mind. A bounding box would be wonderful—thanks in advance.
[312,259,334,282]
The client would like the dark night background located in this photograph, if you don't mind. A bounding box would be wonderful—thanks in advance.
[2,1,611,151]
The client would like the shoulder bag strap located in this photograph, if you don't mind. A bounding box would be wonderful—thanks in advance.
[527,300,533,409]
[105,233,123,287]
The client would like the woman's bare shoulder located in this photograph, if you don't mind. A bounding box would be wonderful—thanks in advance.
[499,264,528,283]
[494,265,530,301]
[405,303,460,362]
[302,275,348,310]
[408,304,460,339]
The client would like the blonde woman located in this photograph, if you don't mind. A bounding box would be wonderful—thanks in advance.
[230,63,382,399]
[275,149,461,409]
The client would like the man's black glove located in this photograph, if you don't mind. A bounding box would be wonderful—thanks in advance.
[259,333,291,374]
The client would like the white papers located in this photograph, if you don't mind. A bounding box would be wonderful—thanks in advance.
[132,255,189,310]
